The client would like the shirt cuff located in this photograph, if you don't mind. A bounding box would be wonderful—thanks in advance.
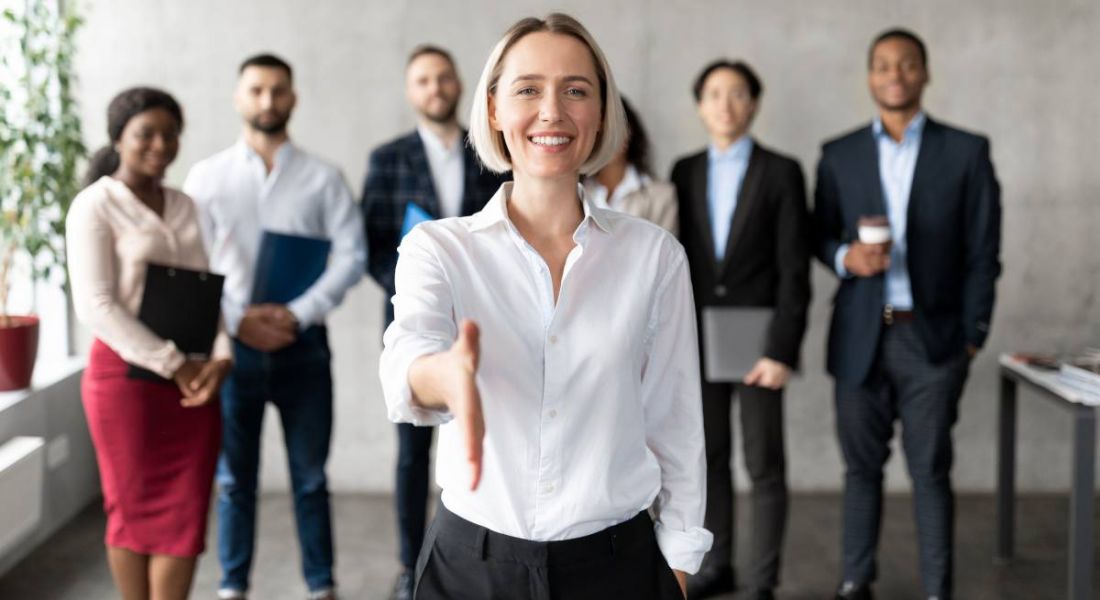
[287,296,322,331]
[382,337,454,427]
[834,243,852,278]
[654,521,714,574]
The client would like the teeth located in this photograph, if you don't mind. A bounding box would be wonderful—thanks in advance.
[530,136,570,146]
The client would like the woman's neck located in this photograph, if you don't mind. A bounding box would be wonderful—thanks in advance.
[508,172,584,239]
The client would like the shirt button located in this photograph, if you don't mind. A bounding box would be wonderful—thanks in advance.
[715,285,727,297]
[549,409,557,418]
[549,335,558,344]
[544,484,555,493]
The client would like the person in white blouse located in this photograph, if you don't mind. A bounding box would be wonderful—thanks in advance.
[583,96,679,234]
[379,13,711,599]
[67,87,232,600]
[182,54,365,600]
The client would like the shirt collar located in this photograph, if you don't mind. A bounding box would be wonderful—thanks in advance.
[469,182,612,235]
[708,135,753,163]
[872,111,927,142]
[237,138,297,167]
[582,164,647,209]
[417,124,462,157]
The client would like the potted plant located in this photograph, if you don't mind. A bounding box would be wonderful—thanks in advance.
[0,0,84,391]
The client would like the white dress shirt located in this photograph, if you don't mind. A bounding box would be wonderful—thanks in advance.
[66,176,232,378]
[418,125,465,219]
[379,182,713,573]
[182,141,366,335]
[584,163,644,212]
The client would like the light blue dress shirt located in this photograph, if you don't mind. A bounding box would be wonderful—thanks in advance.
[707,136,753,260]
[834,112,925,310]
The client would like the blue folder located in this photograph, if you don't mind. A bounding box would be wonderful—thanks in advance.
[401,202,434,238]
[250,231,332,304]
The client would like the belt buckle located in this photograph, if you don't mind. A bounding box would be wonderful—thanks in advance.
[884,304,894,326]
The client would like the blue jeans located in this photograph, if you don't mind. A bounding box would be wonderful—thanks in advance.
[216,327,335,593]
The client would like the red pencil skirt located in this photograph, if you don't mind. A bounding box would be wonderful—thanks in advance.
[81,339,221,557]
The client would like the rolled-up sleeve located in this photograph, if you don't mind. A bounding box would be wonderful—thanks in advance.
[379,226,456,426]
[640,247,713,574]
[287,170,367,327]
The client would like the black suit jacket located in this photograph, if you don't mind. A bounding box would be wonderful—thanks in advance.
[813,116,1002,386]
[671,141,812,369]
[362,130,508,325]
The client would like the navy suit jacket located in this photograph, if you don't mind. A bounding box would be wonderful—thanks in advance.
[813,116,1002,386]
[362,130,508,325]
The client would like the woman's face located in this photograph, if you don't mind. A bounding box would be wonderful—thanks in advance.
[115,108,179,180]
[489,32,603,180]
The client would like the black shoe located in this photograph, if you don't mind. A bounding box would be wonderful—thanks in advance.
[834,581,873,600]
[742,589,775,600]
[687,565,735,599]
[390,571,414,600]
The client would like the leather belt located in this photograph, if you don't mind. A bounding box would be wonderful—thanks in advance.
[883,304,915,325]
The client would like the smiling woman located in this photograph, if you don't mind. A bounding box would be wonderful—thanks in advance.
[379,12,711,600]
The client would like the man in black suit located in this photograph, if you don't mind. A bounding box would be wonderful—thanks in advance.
[362,44,507,600]
[813,29,1001,600]
[671,60,811,600]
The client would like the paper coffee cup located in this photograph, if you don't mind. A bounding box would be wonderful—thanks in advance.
[858,224,891,244]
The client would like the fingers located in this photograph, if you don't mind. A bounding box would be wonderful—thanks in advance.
[454,319,481,372]
[462,381,485,491]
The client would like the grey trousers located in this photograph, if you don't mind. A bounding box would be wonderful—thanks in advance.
[697,380,788,591]
[836,320,970,599]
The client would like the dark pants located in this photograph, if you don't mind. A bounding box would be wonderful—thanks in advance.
[414,505,684,600]
[836,321,970,599]
[396,423,435,569]
[697,380,788,591]
[216,327,335,593]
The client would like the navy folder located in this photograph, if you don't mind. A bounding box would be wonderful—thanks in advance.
[128,263,225,382]
[250,231,332,304]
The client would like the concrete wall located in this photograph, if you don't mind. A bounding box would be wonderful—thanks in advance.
[71,0,1100,493]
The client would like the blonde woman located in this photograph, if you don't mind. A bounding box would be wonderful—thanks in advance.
[380,13,711,599]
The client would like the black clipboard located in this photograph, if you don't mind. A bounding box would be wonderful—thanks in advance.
[127,263,225,382]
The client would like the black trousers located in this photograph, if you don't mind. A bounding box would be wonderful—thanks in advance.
[396,423,435,569]
[696,380,788,591]
[836,320,970,599]
[414,505,684,600]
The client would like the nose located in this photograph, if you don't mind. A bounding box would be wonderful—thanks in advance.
[259,91,274,110]
[538,92,563,123]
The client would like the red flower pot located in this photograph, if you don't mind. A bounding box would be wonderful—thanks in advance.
[0,315,39,391]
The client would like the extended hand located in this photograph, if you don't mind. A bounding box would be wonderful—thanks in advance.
[447,320,484,491]
[843,241,890,277]
[743,357,791,390]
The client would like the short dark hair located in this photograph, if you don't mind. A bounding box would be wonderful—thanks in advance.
[84,87,184,186]
[238,53,293,81]
[692,59,763,102]
[620,96,653,177]
[406,44,457,71]
[868,28,927,68]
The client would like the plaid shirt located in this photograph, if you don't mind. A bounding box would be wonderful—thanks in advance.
[362,130,508,325]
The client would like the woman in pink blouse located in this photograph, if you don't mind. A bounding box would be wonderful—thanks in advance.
[67,87,232,600]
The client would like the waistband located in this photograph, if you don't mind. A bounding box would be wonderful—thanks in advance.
[432,505,653,568]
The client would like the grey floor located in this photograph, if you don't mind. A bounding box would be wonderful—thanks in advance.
[0,493,1096,599]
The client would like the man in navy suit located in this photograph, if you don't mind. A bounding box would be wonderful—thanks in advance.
[362,45,507,600]
[813,29,1001,600]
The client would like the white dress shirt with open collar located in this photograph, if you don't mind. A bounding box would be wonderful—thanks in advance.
[380,182,713,573]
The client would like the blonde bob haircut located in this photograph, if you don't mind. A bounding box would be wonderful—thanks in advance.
[469,13,628,176]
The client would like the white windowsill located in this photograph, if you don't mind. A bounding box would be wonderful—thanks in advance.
[0,357,85,414]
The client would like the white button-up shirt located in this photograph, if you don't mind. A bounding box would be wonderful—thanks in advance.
[183,141,366,334]
[418,125,465,219]
[379,182,712,573]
